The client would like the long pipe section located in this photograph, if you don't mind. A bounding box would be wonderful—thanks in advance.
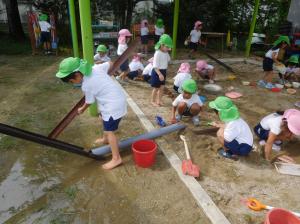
[91,123,186,156]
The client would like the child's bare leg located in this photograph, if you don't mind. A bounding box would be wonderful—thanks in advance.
[216,127,225,146]
[157,85,164,106]
[47,42,51,51]
[151,88,159,106]
[190,103,201,116]
[177,102,188,115]
[94,132,108,145]
[263,71,273,83]
[102,131,122,170]
[145,45,148,54]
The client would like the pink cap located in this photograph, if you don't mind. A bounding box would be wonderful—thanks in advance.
[119,29,132,37]
[283,109,300,135]
[194,21,203,29]
[148,57,154,63]
[178,62,190,73]
[196,60,208,71]
[141,19,148,28]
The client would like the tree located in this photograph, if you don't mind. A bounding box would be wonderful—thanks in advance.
[5,0,26,40]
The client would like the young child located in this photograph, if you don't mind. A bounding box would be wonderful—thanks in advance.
[154,18,165,44]
[171,79,202,126]
[151,34,172,106]
[128,54,145,80]
[259,35,290,89]
[140,19,149,54]
[195,60,216,83]
[56,57,127,170]
[188,21,203,58]
[38,13,52,55]
[173,62,192,93]
[209,96,253,159]
[116,29,132,82]
[94,44,111,64]
[254,109,300,162]
[283,55,300,82]
[142,57,153,83]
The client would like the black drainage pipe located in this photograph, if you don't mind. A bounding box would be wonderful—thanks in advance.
[201,50,235,73]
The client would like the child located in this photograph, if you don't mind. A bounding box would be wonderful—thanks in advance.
[151,34,172,106]
[195,60,216,83]
[94,44,111,64]
[259,35,290,89]
[154,18,165,44]
[128,54,145,80]
[283,55,300,82]
[209,96,253,159]
[38,13,52,55]
[171,79,202,126]
[173,62,192,93]
[140,19,149,54]
[254,109,300,161]
[188,21,203,58]
[142,57,153,83]
[116,29,132,82]
[56,57,127,170]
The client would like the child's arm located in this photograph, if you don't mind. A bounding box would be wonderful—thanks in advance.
[78,103,90,114]
[170,106,177,124]
[154,68,164,81]
[264,132,277,161]
[272,52,281,64]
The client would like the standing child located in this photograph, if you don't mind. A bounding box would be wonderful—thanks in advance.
[283,55,300,82]
[188,21,203,58]
[128,54,145,80]
[209,96,253,160]
[116,29,132,82]
[254,109,300,162]
[171,79,202,126]
[94,44,111,64]
[173,62,192,93]
[195,60,216,83]
[259,35,290,89]
[142,57,153,83]
[38,13,52,55]
[140,19,149,54]
[56,57,127,170]
[154,18,165,44]
[151,34,173,106]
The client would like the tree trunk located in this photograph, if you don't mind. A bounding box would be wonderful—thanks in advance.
[125,0,134,28]
[5,0,26,40]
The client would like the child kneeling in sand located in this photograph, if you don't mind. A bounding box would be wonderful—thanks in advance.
[195,60,216,84]
[56,57,127,170]
[128,53,145,80]
[209,96,253,160]
[94,44,111,64]
[173,62,192,93]
[171,79,202,126]
[254,109,300,162]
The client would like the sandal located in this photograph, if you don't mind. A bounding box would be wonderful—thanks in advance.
[218,148,238,161]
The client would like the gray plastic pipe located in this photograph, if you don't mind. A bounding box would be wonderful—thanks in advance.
[91,123,186,156]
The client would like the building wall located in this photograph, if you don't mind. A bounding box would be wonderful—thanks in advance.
[288,0,300,32]
[0,1,33,23]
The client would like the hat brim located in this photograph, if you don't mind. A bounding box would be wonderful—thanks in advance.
[209,101,218,110]
[56,71,71,78]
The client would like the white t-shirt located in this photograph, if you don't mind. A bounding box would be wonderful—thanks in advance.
[190,30,201,43]
[142,63,153,76]
[117,43,128,56]
[94,54,111,63]
[129,61,144,72]
[141,27,149,36]
[265,48,280,59]
[286,66,299,74]
[153,50,170,70]
[155,26,165,36]
[172,94,203,108]
[39,21,51,32]
[224,118,253,146]
[260,113,283,135]
[173,72,192,93]
[81,62,127,121]
[200,64,214,75]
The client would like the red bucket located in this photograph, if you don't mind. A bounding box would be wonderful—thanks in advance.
[265,208,300,224]
[132,140,157,168]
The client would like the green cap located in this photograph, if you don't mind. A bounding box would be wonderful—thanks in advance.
[56,57,92,78]
[273,35,290,46]
[209,96,240,122]
[155,34,173,50]
[96,44,108,53]
[39,14,48,21]
[182,79,197,94]
[288,55,299,64]
[156,18,164,28]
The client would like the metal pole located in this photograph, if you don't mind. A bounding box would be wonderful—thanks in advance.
[68,0,79,57]
[245,0,260,57]
[171,0,179,59]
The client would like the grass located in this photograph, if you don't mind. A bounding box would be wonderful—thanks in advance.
[0,32,32,55]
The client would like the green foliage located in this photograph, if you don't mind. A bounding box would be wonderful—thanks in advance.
[0,33,31,55]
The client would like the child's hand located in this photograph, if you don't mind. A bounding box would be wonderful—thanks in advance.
[170,117,177,124]
[211,121,222,128]
[159,74,164,81]
[77,107,85,115]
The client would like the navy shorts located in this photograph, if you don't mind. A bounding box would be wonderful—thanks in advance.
[150,69,167,88]
[143,74,151,82]
[128,70,139,80]
[254,123,269,140]
[263,57,274,71]
[224,139,252,156]
[141,35,148,45]
[154,35,160,43]
[40,31,51,42]
[103,116,122,132]
[173,85,179,93]
[189,42,198,51]
[120,59,129,72]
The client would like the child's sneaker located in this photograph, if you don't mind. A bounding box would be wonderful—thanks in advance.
[279,79,285,85]
[209,79,215,84]
[175,114,182,121]
[116,76,121,81]
[265,82,274,89]
[192,116,200,126]
[258,80,266,88]
[272,144,281,152]
[259,140,266,146]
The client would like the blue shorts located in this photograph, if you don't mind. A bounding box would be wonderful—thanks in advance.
[128,70,139,80]
[150,69,167,88]
[263,57,273,71]
[40,31,51,43]
[120,59,129,72]
[103,117,122,132]
[141,35,148,44]
[173,85,179,93]
[224,139,252,156]
[143,75,151,83]
[189,42,198,51]
[254,123,269,140]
